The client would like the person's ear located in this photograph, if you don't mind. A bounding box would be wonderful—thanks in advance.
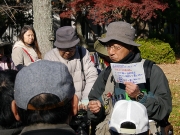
[11,100,20,121]
[71,94,79,116]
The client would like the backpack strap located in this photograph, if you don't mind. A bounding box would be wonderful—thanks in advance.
[90,52,100,68]
[78,46,85,81]
[142,59,155,91]
[93,52,100,67]
[143,59,155,79]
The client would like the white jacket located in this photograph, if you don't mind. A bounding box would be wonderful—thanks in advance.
[12,40,38,67]
[44,47,98,101]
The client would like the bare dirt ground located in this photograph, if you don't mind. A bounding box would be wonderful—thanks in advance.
[157,59,180,82]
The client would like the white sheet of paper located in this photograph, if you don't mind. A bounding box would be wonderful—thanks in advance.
[110,62,146,84]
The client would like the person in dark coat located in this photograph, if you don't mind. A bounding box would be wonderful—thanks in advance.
[88,21,172,135]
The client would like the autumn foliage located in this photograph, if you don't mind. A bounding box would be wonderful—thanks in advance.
[60,0,168,24]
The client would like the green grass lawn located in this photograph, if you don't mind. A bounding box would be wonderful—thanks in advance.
[169,80,180,135]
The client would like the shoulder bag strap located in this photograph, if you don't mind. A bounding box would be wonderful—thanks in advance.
[22,48,35,62]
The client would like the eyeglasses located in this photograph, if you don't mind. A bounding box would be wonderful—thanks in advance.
[58,46,76,52]
[106,45,122,51]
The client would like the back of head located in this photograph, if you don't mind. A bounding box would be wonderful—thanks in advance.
[0,69,18,88]
[109,100,149,135]
[14,60,76,125]
[0,70,21,128]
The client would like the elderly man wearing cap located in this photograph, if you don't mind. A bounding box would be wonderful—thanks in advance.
[44,26,98,109]
[109,100,149,135]
[88,21,172,135]
[11,60,79,135]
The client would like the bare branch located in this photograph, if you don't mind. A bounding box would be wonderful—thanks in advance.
[0,6,16,24]
[3,0,16,20]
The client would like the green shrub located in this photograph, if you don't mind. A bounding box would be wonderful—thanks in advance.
[149,31,177,50]
[136,38,176,64]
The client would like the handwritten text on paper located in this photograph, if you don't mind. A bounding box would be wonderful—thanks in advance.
[110,62,146,84]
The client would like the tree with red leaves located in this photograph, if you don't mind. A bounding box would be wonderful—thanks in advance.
[60,0,168,24]
[59,0,169,45]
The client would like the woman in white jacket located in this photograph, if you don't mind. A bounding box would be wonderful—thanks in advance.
[12,25,42,70]
[44,26,98,108]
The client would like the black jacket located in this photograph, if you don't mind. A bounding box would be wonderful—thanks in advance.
[0,126,23,135]
[19,123,76,135]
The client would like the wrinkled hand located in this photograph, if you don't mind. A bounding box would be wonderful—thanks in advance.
[78,103,87,110]
[88,100,101,114]
[124,82,140,98]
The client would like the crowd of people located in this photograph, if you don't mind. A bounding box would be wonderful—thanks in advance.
[0,21,173,135]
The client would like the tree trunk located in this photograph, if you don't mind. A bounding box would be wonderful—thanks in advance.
[76,14,88,48]
[33,0,53,57]
[135,19,149,39]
